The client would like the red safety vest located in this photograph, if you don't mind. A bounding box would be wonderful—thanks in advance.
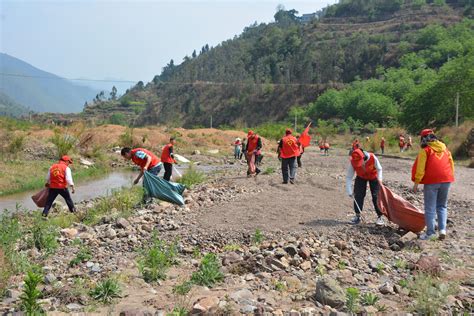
[247,135,260,153]
[352,153,378,181]
[131,148,160,170]
[380,140,385,148]
[280,135,300,159]
[49,161,68,189]
[161,144,175,164]
[411,146,454,184]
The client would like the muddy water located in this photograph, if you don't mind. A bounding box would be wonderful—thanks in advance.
[0,164,230,213]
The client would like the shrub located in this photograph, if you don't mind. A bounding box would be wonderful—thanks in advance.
[346,287,360,314]
[7,134,25,155]
[29,214,58,255]
[0,249,11,297]
[172,280,193,296]
[50,131,77,158]
[409,274,458,315]
[361,292,379,306]
[252,122,289,140]
[20,271,44,315]
[137,236,178,283]
[252,228,264,245]
[90,278,121,304]
[190,253,224,287]
[177,164,206,188]
[109,113,127,126]
[69,246,93,267]
[166,307,188,316]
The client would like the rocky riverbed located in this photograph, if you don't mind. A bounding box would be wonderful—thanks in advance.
[1,149,473,315]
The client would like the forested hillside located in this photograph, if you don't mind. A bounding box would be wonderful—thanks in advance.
[0,93,29,117]
[85,0,472,129]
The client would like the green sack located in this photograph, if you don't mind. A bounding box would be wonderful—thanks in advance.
[143,171,186,205]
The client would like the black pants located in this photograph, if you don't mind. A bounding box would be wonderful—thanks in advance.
[353,176,382,217]
[281,157,297,183]
[297,154,302,167]
[163,163,173,181]
[42,188,75,216]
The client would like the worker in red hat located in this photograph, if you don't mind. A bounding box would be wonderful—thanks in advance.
[412,129,454,240]
[42,155,76,217]
[121,147,162,184]
[277,128,300,184]
[346,148,384,225]
[245,130,262,177]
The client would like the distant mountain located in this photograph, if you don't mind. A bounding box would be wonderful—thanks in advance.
[0,53,99,113]
[74,78,135,96]
[0,92,29,117]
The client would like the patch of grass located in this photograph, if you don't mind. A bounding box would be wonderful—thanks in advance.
[252,228,264,245]
[20,271,44,315]
[50,131,77,158]
[345,287,360,314]
[190,253,224,288]
[262,167,276,175]
[338,260,347,270]
[137,235,178,283]
[394,258,407,270]
[177,164,205,188]
[274,281,287,292]
[252,122,289,141]
[49,212,78,229]
[172,280,193,296]
[222,243,241,252]
[166,307,188,316]
[315,264,326,276]
[82,187,143,226]
[398,279,409,288]
[28,214,58,255]
[90,278,121,304]
[375,262,385,273]
[69,246,93,267]
[409,273,458,315]
[361,292,379,306]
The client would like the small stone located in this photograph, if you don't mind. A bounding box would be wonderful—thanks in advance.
[379,282,394,295]
[91,263,101,273]
[363,305,378,314]
[334,240,347,250]
[222,252,242,266]
[299,246,311,259]
[44,273,57,285]
[275,248,286,258]
[116,218,131,229]
[283,276,302,292]
[285,245,298,257]
[314,276,345,308]
[66,303,83,311]
[415,255,441,276]
[192,296,219,314]
[5,289,20,300]
[300,261,312,271]
[86,261,94,268]
[61,228,78,239]
[230,288,253,303]
[399,232,418,245]
[106,228,117,239]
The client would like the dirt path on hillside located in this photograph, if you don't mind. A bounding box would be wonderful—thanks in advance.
[193,148,474,235]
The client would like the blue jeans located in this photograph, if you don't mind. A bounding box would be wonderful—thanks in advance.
[148,163,162,176]
[423,182,451,235]
[281,157,297,183]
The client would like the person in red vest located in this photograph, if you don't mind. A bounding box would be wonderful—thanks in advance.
[399,135,405,152]
[161,138,177,181]
[121,147,162,184]
[380,137,385,155]
[42,155,76,217]
[346,148,384,225]
[412,129,454,240]
[277,128,300,184]
[324,141,330,156]
[296,134,304,168]
[245,130,262,176]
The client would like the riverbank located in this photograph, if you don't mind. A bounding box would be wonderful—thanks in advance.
[1,148,472,314]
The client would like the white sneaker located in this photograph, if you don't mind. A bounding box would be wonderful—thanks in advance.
[375,216,385,226]
[419,233,437,240]
[439,230,447,240]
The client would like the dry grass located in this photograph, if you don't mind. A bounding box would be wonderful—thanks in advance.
[438,121,474,158]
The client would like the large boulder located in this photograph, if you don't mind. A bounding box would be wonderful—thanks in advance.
[314,276,345,308]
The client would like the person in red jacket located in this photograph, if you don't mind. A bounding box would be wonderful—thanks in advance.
[399,135,405,152]
[277,128,300,184]
[121,147,162,184]
[346,148,384,225]
[412,129,454,240]
[380,137,385,155]
[42,155,76,217]
[161,138,177,181]
[245,130,262,177]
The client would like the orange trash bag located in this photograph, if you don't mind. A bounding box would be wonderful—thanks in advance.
[377,182,425,233]
[31,188,49,208]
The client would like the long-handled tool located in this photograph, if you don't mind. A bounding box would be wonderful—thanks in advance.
[352,195,365,222]
[172,166,182,180]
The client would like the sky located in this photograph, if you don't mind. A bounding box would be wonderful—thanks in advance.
[1,0,338,86]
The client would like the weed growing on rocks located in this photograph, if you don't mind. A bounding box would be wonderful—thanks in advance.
[173,280,193,296]
[20,271,44,315]
[166,306,188,316]
[222,243,240,252]
[375,262,385,273]
[191,253,224,288]
[137,236,178,283]
[177,164,205,188]
[90,278,121,304]
[409,273,458,315]
[315,263,326,276]
[345,287,360,314]
[361,292,379,306]
[338,260,347,270]
[394,258,407,270]
[29,214,58,255]
[262,167,275,175]
[252,228,264,245]
[69,246,93,267]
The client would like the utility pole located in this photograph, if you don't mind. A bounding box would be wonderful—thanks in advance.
[210,115,213,129]
[294,114,297,132]
[455,92,459,127]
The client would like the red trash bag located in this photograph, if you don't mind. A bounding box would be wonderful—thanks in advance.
[31,188,49,208]
[377,183,425,233]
